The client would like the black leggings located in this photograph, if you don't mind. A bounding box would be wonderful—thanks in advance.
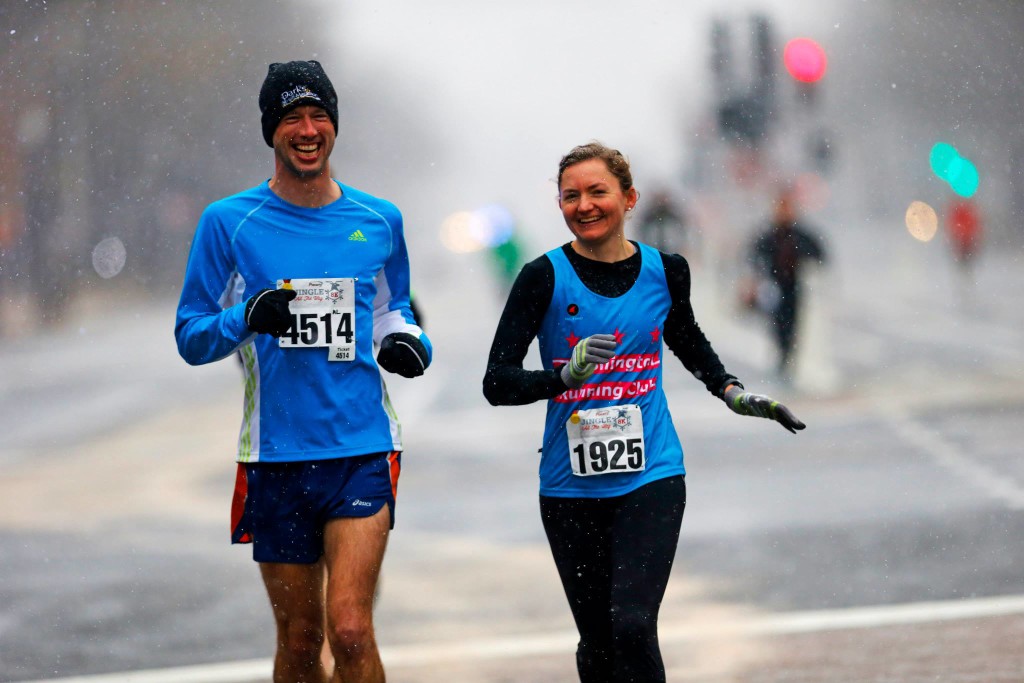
[540,476,686,683]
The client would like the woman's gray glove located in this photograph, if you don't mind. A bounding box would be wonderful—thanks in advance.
[560,334,617,388]
[724,384,806,433]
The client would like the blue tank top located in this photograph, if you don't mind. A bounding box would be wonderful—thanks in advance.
[536,243,685,498]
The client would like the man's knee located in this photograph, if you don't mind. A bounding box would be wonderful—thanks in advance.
[277,615,325,664]
[327,614,376,660]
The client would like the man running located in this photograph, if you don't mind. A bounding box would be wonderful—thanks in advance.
[175,60,431,683]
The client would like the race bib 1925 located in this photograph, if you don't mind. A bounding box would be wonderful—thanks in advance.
[566,404,646,476]
[276,278,356,362]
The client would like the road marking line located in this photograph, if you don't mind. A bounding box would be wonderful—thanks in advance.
[17,594,1024,682]
[886,409,1024,510]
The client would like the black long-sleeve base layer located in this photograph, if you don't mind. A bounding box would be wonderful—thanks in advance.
[482,242,740,406]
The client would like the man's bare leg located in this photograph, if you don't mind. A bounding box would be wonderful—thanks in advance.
[323,507,390,683]
[260,560,329,683]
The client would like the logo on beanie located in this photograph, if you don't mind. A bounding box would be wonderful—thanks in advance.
[280,85,322,108]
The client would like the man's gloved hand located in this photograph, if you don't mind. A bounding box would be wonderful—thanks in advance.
[724,384,806,434]
[245,288,297,337]
[377,332,429,378]
[560,334,617,389]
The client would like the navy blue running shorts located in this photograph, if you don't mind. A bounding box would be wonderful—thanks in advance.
[231,451,400,564]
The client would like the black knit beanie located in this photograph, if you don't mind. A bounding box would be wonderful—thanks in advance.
[258,60,339,147]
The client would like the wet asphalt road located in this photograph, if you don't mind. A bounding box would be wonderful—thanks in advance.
[2,221,1023,682]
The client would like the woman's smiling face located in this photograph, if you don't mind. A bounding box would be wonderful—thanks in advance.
[558,158,637,246]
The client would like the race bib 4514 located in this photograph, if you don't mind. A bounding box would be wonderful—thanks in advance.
[276,278,356,362]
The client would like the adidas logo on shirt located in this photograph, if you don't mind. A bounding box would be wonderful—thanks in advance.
[348,230,367,242]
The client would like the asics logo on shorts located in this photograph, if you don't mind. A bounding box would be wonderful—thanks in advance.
[351,499,373,507]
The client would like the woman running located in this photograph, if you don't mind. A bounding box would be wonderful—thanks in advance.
[483,141,805,682]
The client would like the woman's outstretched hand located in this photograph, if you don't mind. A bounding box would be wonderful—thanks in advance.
[723,385,806,434]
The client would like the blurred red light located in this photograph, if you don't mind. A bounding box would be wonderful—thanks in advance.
[783,38,827,83]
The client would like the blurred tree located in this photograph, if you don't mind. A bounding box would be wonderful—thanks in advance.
[0,1,331,328]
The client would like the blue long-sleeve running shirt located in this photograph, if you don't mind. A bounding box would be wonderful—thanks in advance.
[175,180,431,463]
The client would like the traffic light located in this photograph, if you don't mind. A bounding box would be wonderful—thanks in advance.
[783,38,827,83]
[717,95,769,143]
[711,14,776,145]
[783,37,826,108]
[930,142,979,198]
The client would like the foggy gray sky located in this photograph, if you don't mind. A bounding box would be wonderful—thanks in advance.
[321,1,837,250]
[286,0,1024,305]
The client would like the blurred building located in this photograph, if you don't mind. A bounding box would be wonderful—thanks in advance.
[0,1,327,332]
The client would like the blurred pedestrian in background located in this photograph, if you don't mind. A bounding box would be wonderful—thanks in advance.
[748,186,828,382]
[487,228,527,296]
[478,203,528,297]
[945,197,983,305]
[483,141,804,683]
[635,187,689,257]
[175,60,431,683]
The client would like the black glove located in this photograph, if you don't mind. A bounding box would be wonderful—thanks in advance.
[377,332,429,378]
[723,385,806,434]
[244,288,297,337]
